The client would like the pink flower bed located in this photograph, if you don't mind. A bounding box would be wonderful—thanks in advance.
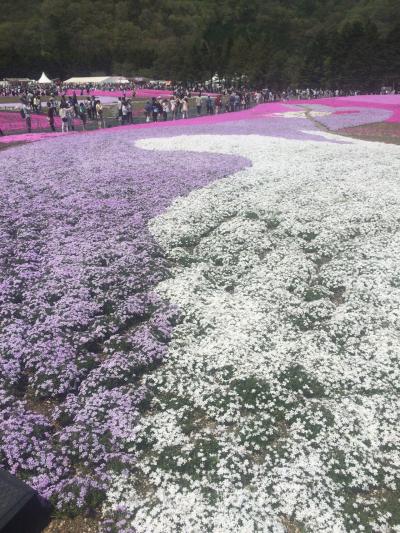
[0,111,80,132]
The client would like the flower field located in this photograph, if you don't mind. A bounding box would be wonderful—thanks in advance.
[1,99,400,532]
[0,111,81,132]
[299,94,400,129]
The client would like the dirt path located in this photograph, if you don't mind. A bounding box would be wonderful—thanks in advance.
[0,141,27,151]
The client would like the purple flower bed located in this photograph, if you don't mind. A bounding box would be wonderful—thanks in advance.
[306,104,392,130]
[0,115,339,517]
[0,128,249,513]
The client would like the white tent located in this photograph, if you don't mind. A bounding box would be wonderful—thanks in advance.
[63,76,129,84]
[38,72,52,84]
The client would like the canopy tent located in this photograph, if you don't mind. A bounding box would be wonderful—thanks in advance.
[63,76,129,84]
[38,72,52,84]
[4,78,34,86]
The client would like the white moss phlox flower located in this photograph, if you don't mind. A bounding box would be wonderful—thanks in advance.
[106,133,400,532]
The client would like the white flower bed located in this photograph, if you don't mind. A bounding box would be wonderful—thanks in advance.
[106,133,400,532]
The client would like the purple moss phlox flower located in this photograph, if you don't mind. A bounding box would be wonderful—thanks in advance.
[0,123,250,513]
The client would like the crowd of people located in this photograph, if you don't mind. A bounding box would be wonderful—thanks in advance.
[0,78,398,137]
[140,91,254,123]
[0,85,261,134]
[14,92,106,133]
[2,76,393,101]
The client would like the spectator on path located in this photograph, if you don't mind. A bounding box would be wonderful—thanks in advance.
[33,94,41,113]
[206,96,214,114]
[195,94,202,115]
[47,102,56,132]
[79,102,87,130]
[85,97,91,119]
[229,93,235,112]
[181,97,189,119]
[162,99,169,121]
[170,96,177,119]
[176,97,182,118]
[96,100,104,127]
[117,97,123,121]
[121,100,128,124]
[152,98,159,122]
[215,94,222,114]
[59,104,68,133]
[66,103,75,131]
[71,91,79,117]
[22,103,32,133]
[127,100,133,124]
[144,100,152,122]
[91,97,97,121]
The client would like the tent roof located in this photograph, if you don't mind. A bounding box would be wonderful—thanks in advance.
[63,76,129,84]
[4,78,33,82]
[38,72,52,83]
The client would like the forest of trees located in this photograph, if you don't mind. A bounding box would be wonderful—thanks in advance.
[1,0,400,89]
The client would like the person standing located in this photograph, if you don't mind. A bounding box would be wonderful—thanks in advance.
[229,93,235,112]
[162,99,169,121]
[152,98,159,122]
[91,97,97,121]
[117,97,123,122]
[59,104,68,132]
[72,91,79,117]
[23,103,32,133]
[121,101,128,124]
[79,102,87,130]
[144,100,152,122]
[47,102,56,132]
[215,94,222,114]
[33,94,41,113]
[206,96,213,114]
[176,96,182,118]
[195,94,202,115]
[181,97,189,119]
[66,103,75,131]
[127,100,133,124]
[85,97,92,120]
[170,96,177,119]
[96,100,104,128]
[235,93,240,111]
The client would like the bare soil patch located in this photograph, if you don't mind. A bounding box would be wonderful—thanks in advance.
[338,122,400,145]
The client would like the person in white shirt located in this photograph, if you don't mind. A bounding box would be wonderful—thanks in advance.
[170,97,177,120]
[22,103,32,133]
[162,100,170,121]
[195,94,202,115]
[181,97,189,119]
[59,106,68,132]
